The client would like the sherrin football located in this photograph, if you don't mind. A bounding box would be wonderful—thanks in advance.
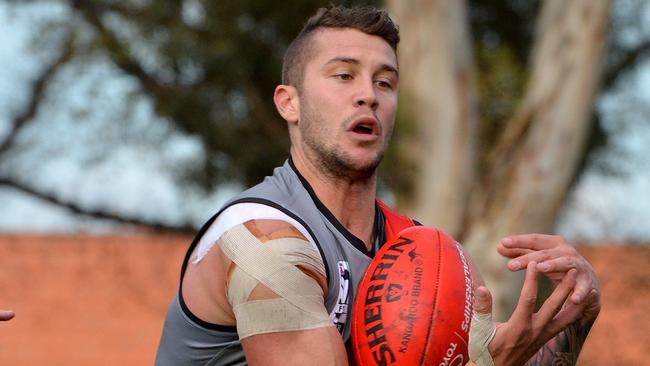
[351,226,474,366]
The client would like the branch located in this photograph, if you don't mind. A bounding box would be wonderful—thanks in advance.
[602,40,650,89]
[71,0,243,159]
[0,40,74,156]
[0,176,197,234]
[70,0,177,97]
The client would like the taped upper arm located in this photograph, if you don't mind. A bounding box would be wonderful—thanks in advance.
[219,219,332,339]
[241,220,327,293]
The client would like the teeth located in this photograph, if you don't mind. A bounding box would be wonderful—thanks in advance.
[354,124,373,134]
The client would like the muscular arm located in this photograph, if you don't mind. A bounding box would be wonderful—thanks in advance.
[183,218,347,365]
[242,324,346,365]
[226,220,347,366]
[500,234,600,366]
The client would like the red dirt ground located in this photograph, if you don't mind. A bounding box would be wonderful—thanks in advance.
[0,234,648,365]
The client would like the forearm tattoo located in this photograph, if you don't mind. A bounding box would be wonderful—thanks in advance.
[524,319,595,366]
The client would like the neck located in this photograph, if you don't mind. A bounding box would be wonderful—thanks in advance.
[290,150,377,248]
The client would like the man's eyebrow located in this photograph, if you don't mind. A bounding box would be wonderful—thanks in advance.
[324,57,399,76]
[378,64,399,77]
[324,57,361,66]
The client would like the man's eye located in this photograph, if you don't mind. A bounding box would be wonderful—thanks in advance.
[375,80,393,89]
[335,74,353,81]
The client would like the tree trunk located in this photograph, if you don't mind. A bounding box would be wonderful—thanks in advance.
[463,0,609,318]
[387,0,478,236]
[389,0,609,318]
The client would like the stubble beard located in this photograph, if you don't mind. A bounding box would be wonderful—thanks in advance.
[299,97,390,182]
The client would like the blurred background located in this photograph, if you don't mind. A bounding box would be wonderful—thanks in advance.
[0,0,648,365]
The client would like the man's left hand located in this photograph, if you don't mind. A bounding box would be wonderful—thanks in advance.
[497,234,601,324]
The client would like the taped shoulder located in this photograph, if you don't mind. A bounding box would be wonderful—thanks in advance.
[243,219,308,243]
[219,222,332,339]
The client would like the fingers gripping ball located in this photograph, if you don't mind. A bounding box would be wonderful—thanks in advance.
[352,227,474,366]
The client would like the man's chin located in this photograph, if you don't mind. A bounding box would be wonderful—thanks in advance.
[310,144,384,181]
[337,155,383,180]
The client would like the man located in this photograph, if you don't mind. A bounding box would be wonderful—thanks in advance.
[155,6,600,366]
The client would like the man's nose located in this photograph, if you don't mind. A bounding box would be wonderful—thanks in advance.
[354,80,378,110]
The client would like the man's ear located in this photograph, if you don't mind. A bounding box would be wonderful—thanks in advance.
[273,84,299,124]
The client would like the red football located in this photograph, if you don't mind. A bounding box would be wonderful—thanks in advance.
[351,226,474,366]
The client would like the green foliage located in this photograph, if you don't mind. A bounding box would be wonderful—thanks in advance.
[68,0,380,189]
[19,0,643,195]
[381,0,540,202]
[475,43,526,174]
[469,0,539,176]
[467,0,623,184]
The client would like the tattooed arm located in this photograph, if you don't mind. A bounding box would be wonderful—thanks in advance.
[499,234,601,365]
[525,318,595,365]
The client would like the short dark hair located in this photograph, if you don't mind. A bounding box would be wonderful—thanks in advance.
[281,5,400,88]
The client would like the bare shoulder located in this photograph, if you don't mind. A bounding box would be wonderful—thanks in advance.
[181,219,315,326]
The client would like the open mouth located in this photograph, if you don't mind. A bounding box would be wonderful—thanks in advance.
[352,123,374,135]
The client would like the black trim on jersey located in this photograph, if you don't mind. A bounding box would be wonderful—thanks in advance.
[178,291,236,332]
[373,204,387,255]
[176,196,332,332]
[288,156,378,258]
[177,211,237,332]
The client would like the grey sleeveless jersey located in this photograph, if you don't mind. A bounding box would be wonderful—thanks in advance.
[155,159,411,365]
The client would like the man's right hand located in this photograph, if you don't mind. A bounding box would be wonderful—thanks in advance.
[0,310,14,321]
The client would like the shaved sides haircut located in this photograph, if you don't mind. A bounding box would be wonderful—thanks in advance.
[281,5,400,89]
